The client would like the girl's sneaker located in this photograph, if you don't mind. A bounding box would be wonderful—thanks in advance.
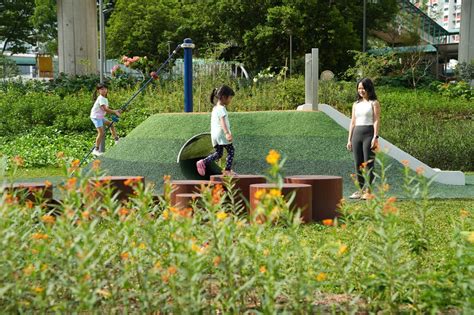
[92,149,103,156]
[114,137,120,144]
[196,159,206,176]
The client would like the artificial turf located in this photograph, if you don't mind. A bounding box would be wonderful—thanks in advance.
[97,111,474,199]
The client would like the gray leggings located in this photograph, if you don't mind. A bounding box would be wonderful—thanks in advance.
[351,125,375,189]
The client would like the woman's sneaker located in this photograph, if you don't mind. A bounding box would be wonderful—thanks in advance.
[196,159,206,176]
[349,191,362,199]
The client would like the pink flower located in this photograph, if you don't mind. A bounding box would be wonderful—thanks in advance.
[111,65,120,73]
[132,56,140,62]
[124,61,130,67]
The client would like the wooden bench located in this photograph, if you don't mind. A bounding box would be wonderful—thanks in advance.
[285,175,342,221]
[249,183,312,223]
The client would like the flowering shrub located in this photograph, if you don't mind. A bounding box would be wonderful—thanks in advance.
[0,151,472,312]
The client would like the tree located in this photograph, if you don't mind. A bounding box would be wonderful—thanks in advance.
[31,0,57,54]
[0,0,36,54]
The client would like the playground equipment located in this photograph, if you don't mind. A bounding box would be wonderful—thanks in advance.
[176,133,222,180]
[81,38,194,165]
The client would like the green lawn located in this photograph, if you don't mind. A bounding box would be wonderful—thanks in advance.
[93,111,473,199]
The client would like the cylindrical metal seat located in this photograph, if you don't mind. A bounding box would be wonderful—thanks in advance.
[89,176,145,202]
[210,174,267,207]
[285,175,342,221]
[249,183,312,223]
[170,180,213,206]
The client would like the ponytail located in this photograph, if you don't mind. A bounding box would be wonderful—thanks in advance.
[210,88,218,105]
[93,83,107,101]
[210,85,235,105]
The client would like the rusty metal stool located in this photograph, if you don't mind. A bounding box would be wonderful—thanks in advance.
[2,182,53,203]
[175,193,201,209]
[210,174,267,207]
[89,176,145,202]
[170,180,213,206]
[285,175,342,221]
[249,183,312,223]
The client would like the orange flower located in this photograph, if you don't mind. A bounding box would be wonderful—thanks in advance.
[416,166,424,175]
[23,264,35,276]
[213,256,221,266]
[266,150,281,166]
[212,184,224,204]
[322,219,333,226]
[163,175,171,182]
[401,160,409,167]
[259,266,267,274]
[387,196,397,203]
[359,162,368,169]
[124,177,141,187]
[460,209,469,218]
[41,215,55,224]
[316,272,327,282]
[161,274,169,283]
[81,211,90,220]
[383,203,398,215]
[71,159,80,168]
[12,156,24,167]
[44,180,52,188]
[25,200,34,209]
[119,207,129,216]
[32,233,49,240]
[120,252,129,260]
[56,151,65,159]
[65,177,77,191]
[167,265,177,275]
[92,159,101,171]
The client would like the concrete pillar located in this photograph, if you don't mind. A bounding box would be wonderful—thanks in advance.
[57,0,98,75]
[311,48,319,111]
[459,0,474,64]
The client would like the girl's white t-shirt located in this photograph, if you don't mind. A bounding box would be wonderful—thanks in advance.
[90,95,109,119]
[354,100,374,126]
[210,104,231,147]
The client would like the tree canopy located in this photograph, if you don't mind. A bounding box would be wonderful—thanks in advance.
[106,0,398,74]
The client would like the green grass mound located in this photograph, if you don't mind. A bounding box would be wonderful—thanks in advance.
[99,111,474,198]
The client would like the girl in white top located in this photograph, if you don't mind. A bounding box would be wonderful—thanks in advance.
[346,78,381,199]
[90,83,121,156]
[196,85,236,177]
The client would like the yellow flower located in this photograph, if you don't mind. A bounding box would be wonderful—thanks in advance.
[162,209,169,220]
[316,272,327,282]
[259,266,267,274]
[23,264,35,276]
[467,232,474,244]
[269,189,281,197]
[263,249,270,256]
[266,149,280,166]
[254,189,266,200]
[338,244,348,255]
[32,287,44,294]
[216,211,228,221]
[191,243,200,253]
[138,243,146,250]
[97,289,111,298]
[460,209,469,218]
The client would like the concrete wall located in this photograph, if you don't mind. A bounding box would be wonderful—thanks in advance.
[57,0,98,75]
[459,0,474,64]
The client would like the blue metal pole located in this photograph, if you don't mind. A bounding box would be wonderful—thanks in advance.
[182,38,195,112]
